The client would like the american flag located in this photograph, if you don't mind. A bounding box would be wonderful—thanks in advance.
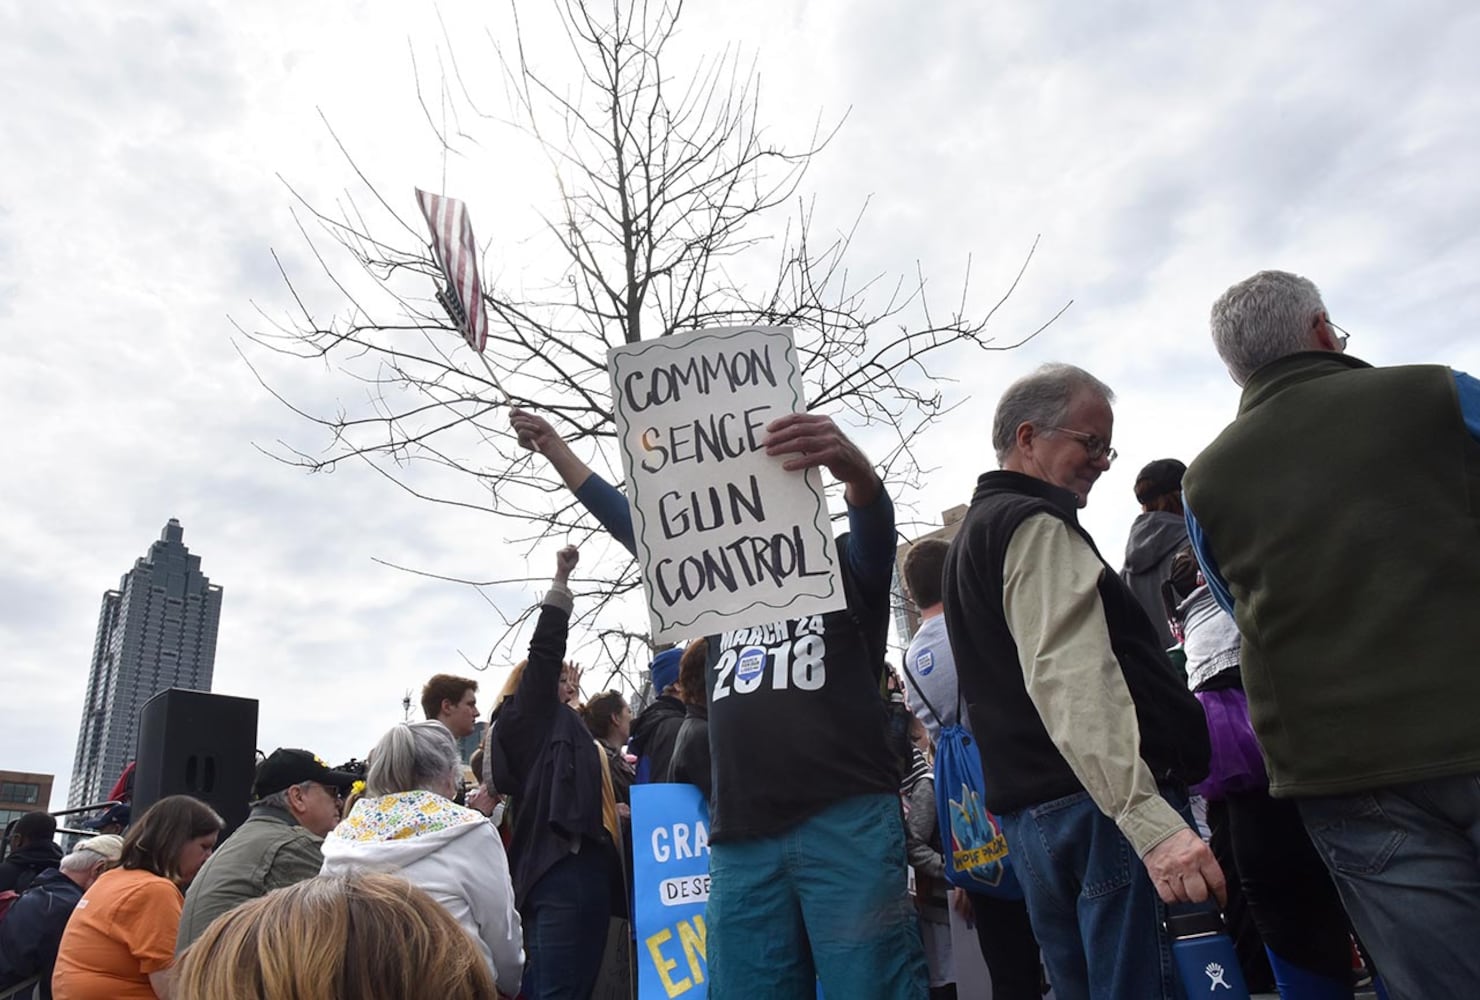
[415,188,488,353]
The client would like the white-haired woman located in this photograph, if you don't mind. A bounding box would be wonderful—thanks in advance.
[320,720,523,994]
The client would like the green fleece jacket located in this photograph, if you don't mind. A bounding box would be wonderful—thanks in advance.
[1185,351,1480,797]
[175,805,323,952]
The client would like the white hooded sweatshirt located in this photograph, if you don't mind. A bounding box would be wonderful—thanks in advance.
[320,789,523,991]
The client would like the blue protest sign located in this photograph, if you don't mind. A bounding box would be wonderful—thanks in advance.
[632,783,712,999]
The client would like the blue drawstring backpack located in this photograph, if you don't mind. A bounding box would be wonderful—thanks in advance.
[905,671,1023,899]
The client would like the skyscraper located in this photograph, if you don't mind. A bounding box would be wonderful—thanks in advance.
[68,519,223,809]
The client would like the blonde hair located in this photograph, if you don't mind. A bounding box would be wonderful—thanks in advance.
[494,658,586,712]
[174,871,499,1000]
[495,660,529,711]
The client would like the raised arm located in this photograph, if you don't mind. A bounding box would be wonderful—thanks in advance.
[512,408,893,576]
[510,408,597,493]
[763,412,894,591]
[516,546,580,713]
[510,408,635,555]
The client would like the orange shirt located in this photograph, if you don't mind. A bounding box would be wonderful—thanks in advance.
[52,868,182,1000]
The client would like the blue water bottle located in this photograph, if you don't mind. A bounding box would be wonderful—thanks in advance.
[1168,910,1251,998]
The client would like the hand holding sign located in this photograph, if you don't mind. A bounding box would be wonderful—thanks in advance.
[762,412,882,506]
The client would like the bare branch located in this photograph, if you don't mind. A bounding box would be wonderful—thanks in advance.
[237,0,1061,685]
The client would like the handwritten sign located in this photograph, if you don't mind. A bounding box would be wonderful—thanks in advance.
[608,326,843,642]
[632,784,712,1000]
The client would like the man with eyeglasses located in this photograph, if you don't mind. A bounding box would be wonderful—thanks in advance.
[175,748,358,952]
[1183,269,1480,999]
[941,362,1218,1000]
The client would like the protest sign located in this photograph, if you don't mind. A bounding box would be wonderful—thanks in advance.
[608,326,844,642]
[632,784,712,1000]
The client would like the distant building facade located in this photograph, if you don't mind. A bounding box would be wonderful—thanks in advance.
[0,770,53,833]
[67,519,222,809]
[458,721,487,767]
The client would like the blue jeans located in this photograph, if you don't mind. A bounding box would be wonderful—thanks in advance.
[520,846,613,1000]
[706,792,929,999]
[1003,788,1185,1000]
[1298,773,1480,1000]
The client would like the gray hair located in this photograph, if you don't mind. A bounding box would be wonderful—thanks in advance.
[60,846,114,875]
[253,780,317,812]
[365,721,461,796]
[1210,270,1326,385]
[992,363,1115,463]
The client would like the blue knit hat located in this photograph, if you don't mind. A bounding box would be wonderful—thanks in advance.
[649,647,683,693]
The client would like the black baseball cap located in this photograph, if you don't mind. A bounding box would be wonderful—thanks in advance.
[83,803,131,830]
[253,748,361,799]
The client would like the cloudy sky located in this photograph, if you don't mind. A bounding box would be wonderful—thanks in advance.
[6,0,1480,805]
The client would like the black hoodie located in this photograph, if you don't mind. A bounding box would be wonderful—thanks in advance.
[628,694,685,783]
[488,597,612,909]
[0,841,64,894]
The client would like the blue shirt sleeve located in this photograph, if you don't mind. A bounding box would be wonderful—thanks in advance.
[1453,370,1480,442]
[1185,504,1236,617]
[842,485,896,593]
[573,473,636,557]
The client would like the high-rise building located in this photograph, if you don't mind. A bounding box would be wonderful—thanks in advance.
[68,519,223,809]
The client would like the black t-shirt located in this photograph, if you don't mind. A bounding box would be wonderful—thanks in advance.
[571,474,899,843]
[704,536,898,842]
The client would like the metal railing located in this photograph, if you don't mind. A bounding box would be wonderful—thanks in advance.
[0,801,123,861]
[0,974,40,999]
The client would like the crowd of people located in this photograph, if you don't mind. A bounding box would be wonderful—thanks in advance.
[1,268,1476,1000]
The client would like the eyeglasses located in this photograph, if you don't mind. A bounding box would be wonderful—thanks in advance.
[318,783,345,802]
[1327,318,1350,351]
[1048,427,1118,464]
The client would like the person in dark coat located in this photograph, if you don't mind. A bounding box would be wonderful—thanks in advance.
[666,639,711,802]
[0,813,62,894]
[0,835,122,999]
[487,545,615,1000]
[627,648,685,784]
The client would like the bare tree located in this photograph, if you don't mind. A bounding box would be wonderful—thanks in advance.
[239,0,1065,686]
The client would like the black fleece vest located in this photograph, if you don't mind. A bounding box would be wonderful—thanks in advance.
[942,471,1210,815]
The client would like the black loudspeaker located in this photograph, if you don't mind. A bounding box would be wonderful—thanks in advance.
[134,688,259,839]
